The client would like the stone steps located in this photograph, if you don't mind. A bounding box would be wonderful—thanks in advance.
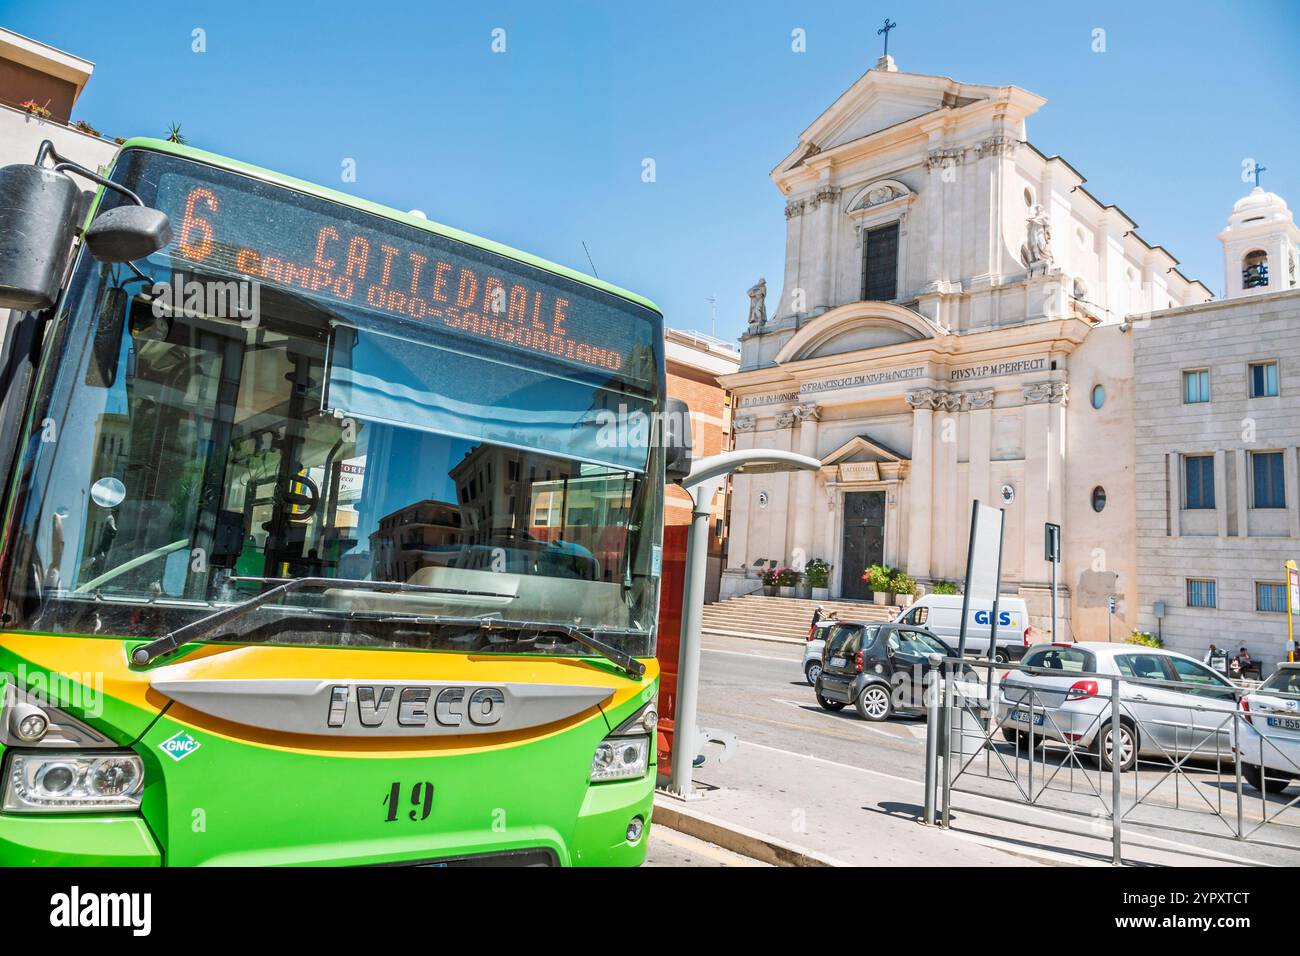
[700,594,899,641]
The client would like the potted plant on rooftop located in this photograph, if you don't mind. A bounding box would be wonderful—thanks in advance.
[805,558,831,601]
[863,563,894,605]
[19,99,52,120]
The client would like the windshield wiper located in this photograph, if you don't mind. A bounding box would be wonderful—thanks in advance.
[129,577,517,666]
[128,576,647,679]
[474,618,647,679]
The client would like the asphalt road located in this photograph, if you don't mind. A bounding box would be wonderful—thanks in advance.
[653,632,1300,866]
[694,632,942,785]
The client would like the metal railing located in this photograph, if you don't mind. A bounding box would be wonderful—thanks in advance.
[920,655,1300,864]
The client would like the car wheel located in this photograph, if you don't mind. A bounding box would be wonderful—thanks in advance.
[1015,730,1045,750]
[816,691,846,712]
[1242,762,1290,794]
[855,684,893,722]
[805,662,822,686]
[1096,721,1137,772]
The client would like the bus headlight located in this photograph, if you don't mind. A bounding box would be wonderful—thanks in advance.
[590,735,649,782]
[2,751,144,812]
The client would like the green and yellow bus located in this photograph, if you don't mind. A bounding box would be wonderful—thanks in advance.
[0,138,685,866]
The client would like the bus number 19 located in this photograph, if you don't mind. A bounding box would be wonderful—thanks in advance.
[383,781,435,822]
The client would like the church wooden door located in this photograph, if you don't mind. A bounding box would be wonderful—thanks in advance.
[840,491,885,600]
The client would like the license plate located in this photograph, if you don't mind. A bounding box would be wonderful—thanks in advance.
[1267,717,1300,731]
[1009,709,1044,726]
[830,657,846,669]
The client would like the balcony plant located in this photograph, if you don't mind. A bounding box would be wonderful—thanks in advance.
[805,558,831,601]
[73,119,101,137]
[19,100,52,120]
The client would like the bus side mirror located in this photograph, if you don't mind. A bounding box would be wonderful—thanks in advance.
[84,205,172,263]
[0,163,81,310]
[84,286,130,388]
[663,397,693,482]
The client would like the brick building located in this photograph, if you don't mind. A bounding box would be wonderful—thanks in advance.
[664,329,740,602]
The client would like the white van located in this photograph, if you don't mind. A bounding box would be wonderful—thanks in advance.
[893,594,1031,662]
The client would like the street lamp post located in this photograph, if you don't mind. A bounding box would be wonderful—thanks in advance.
[665,448,822,799]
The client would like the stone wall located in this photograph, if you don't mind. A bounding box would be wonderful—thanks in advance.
[1134,289,1300,670]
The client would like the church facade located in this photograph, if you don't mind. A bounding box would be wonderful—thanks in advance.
[719,55,1211,641]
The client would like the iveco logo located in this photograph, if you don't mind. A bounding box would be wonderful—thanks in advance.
[148,674,614,737]
[326,685,505,730]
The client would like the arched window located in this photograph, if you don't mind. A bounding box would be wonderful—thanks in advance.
[1091,384,1105,409]
[1091,486,1107,513]
[1243,249,1270,289]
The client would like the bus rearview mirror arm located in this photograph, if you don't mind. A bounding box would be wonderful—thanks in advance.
[36,142,173,263]
[0,140,173,312]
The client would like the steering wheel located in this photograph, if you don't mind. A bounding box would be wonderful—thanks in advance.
[280,473,320,522]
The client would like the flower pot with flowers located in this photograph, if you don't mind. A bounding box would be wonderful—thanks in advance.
[20,100,52,120]
[774,566,802,598]
[805,558,831,601]
[863,564,894,605]
[888,571,918,608]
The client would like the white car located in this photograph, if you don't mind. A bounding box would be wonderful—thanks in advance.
[1237,663,1300,793]
[802,620,836,685]
[999,642,1240,771]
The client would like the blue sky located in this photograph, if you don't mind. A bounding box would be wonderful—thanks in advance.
[9,0,1299,338]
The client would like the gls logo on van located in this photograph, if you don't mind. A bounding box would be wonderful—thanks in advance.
[974,610,1016,627]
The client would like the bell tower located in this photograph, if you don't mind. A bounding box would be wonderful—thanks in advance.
[1217,176,1300,300]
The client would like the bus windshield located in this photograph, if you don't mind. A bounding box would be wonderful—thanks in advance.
[2,148,665,658]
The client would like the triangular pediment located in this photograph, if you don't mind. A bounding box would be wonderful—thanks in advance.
[822,434,908,465]
[774,68,1018,176]
[820,88,950,150]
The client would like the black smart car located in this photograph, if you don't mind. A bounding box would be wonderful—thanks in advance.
[814,621,962,721]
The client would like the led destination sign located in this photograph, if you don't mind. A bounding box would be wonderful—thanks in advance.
[151,168,654,383]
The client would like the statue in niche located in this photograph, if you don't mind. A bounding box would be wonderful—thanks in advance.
[1025,204,1054,274]
[746,278,768,332]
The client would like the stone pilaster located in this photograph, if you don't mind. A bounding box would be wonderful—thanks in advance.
[792,403,822,564]
[905,388,940,579]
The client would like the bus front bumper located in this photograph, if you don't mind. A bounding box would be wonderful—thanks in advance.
[0,775,654,867]
[0,814,161,866]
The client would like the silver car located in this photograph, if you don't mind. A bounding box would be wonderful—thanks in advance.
[998,642,1240,771]
[802,620,836,685]
[1237,663,1300,792]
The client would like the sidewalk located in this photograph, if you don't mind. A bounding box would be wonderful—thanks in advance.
[655,740,1260,867]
